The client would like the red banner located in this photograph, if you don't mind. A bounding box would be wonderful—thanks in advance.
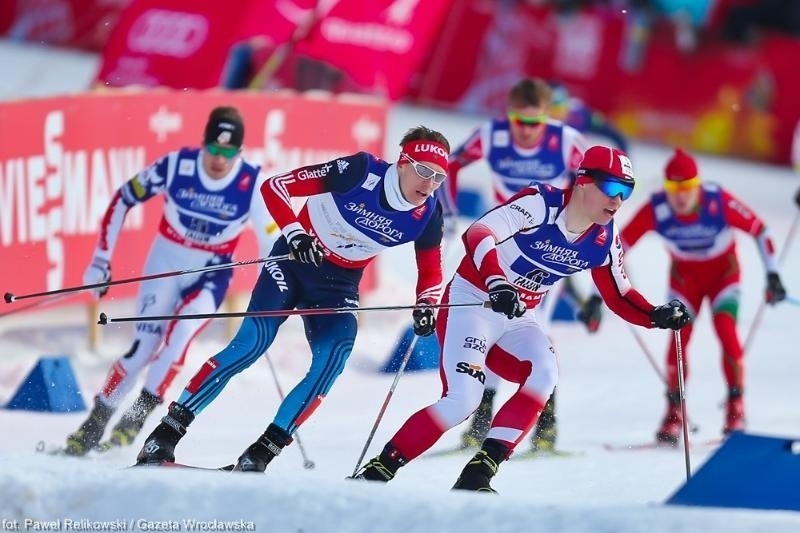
[0,0,129,50]
[97,0,265,88]
[0,90,387,308]
[96,0,455,100]
[288,0,455,99]
[415,1,800,165]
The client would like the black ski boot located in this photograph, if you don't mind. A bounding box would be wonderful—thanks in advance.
[452,438,509,494]
[233,424,292,472]
[65,396,115,456]
[352,443,407,482]
[108,389,163,447]
[135,402,194,465]
[461,388,496,449]
[530,390,557,452]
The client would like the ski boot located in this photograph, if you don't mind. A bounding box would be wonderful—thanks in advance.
[352,443,407,482]
[723,387,745,435]
[530,392,557,452]
[460,389,496,449]
[452,438,509,494]
[64,396,115,456]
[107,388,163,448]
[655,390,682,446]
[233,424,292,472]
[135,402,194,465]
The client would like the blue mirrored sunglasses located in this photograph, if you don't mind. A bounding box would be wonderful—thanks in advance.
[587,171,634,200]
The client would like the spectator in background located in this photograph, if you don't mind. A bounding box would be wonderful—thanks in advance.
[653,0,717,52]
[548,82,630,153]
[220,37,354,94]
[722,0,800,44]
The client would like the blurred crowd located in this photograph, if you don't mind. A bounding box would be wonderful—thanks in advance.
[543,0,800,53]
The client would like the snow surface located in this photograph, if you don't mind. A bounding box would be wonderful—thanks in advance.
[2,104,800,532]
[0,40,99,101]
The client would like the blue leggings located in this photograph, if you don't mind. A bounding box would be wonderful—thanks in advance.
[178,247,361,435]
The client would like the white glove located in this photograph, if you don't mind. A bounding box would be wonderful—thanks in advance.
[83,257,111,299]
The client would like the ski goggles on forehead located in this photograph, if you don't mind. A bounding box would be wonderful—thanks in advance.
[508,112,548,127]
[580,171,635,200]
[402,153,447,184]
[204,143,240,159]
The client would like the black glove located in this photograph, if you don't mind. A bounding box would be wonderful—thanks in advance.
[412,301,436,337]
[577,295,603,333]
[794,187,800,209]
[650,299,691,330]
[289,233,324,267]
[766,272,786,305]
[487,280,526,319]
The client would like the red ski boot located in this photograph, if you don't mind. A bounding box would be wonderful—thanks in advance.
[655,391,682,446]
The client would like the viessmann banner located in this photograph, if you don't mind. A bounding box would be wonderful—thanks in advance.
[0,90,387,308]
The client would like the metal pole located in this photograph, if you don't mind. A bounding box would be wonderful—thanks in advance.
[350,335,420,477]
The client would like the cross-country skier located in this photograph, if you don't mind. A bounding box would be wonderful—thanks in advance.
[620,148,786,444]
[440,77,592,452]
[135,126,449,472]
[354,145,691,492]
[65,107,276,456]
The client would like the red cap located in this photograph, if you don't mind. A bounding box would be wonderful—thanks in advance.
[578,145,635,183]
[665,148,698,182]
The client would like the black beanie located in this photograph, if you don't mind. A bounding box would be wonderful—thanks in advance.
[204,115,244,147]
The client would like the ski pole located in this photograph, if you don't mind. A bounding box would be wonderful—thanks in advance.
[350,334,420,478]
[99,301,492,325]
[674,329,691,481]
[4,254,293,303]
[628,324,668,384]
[627,325,699,433]
[0,292,77,319]
[263,353,315,470]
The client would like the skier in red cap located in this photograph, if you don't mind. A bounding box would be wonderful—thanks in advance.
[621,148,786,444]
[354,146,690,492]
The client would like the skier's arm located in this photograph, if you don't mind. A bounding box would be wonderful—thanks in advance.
[462,188,546,286]
[720,188,779,273]
[260,153,366,242]
[413,203,445,304]
[720,188,786,303]
[591,230,656,328]
[249,173,280,258]
[93,152,172,261]
[442,126,486,216]
[619,200,656,250]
